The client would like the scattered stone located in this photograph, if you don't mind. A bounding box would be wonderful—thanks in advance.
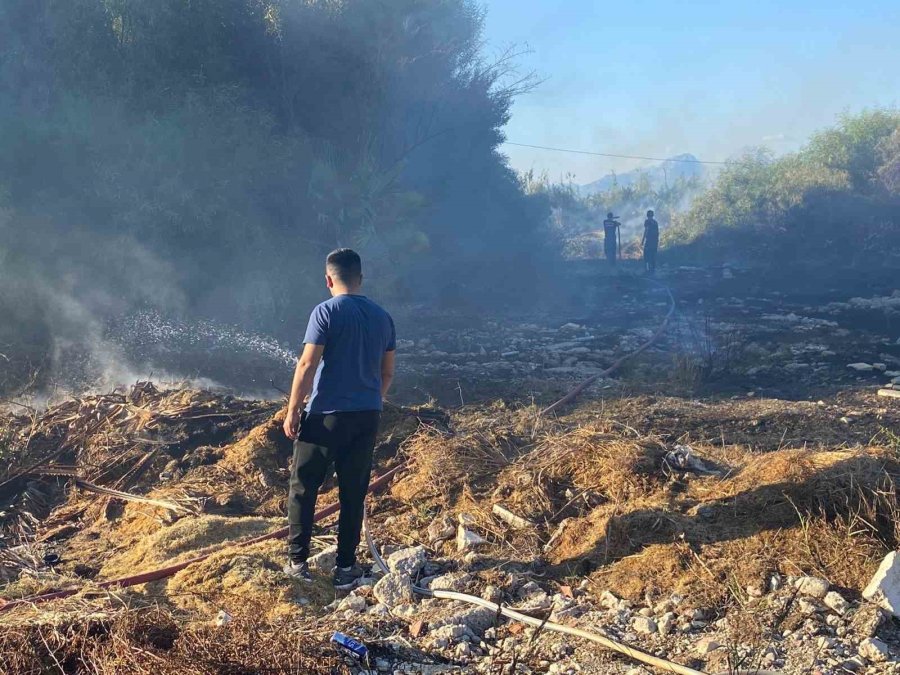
[491,503,535,530]
[632,616,657,635]
[429,572,471,592]
[373,572,414,608]
[427,516,455,544]
[214,610,232,627]
[863,551,900,617]
[387,546,426,578]
[858,637,890,663]
[823,591,850,615]
[456,525,485,552]
[694,638,722,656]
[658,612,676,636]
[796,575,830,598]
[849,603,887,638]
[847,363,875,372]
[841,656,866,671]
[337,594,367,613]
[458,513,477,527]
[308,545,338,572]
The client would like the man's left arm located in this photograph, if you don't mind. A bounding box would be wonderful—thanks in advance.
[283,343,324,439]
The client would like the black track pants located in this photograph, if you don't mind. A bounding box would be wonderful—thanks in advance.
[287,410,380,568]
[644,238,658,272]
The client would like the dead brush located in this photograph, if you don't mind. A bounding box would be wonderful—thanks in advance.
[393,405,543,503]
[0,600,345,674]
[492,424,668,522]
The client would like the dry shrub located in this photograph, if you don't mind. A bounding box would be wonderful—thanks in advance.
[0,601,345,674]
[496,426,667,519]
[100,515,281,579]
[582,447,900,605]
[164,541,335,617]
[393,404,541,504]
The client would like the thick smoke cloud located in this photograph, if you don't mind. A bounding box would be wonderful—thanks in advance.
[0,0,555,395]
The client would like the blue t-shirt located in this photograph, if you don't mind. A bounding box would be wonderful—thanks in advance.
[303,294,396,414]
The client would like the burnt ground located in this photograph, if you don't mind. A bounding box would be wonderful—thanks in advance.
[3,260,900,675]
[94,259,900,411]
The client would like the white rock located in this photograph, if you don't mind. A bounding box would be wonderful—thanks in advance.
[823,591,850,615]
[658,612,676,636]
[429,572,472,592]
[427,516,455,543]
[337,594,367,613]
[858,637,890,663]
[632,616,657,635]
[458,513,477,527]
[431,624,467,641]
[387,546,426,578]
[863,551,900,617]
[847,363,875,372]
[308,545,338,572]
[214,610,232,627]
[456,525,485,552]
[373,572,414,607]
[796,575,830,598]
[694,638,722,656]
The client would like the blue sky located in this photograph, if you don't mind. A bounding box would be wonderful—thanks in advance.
[482,0,900,183]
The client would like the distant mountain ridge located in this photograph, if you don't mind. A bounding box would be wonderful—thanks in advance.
[579,153,705,196]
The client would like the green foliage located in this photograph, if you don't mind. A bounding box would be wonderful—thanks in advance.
[664,109,900,265]
[878,128,900,194]
[803,109,900,193]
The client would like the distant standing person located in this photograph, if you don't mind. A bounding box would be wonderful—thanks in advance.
[282,248,396,590]
[642,209,659,274]
[603,212,620,265]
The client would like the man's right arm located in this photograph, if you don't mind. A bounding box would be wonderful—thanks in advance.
[381,350,395,398]
[283,343,324,440]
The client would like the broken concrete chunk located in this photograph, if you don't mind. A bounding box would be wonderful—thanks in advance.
[429,572,472,592]
[796,575,830,598]
[386,545,426,578]
[632,616,657,635]
[658,612,676,636]
[373,572,414,608]
[336,593,367,613]
[456,525,485,552]
[491,504,534,530]
[863,551,900,617]
[824,590,850,615]
[858,637,890,663]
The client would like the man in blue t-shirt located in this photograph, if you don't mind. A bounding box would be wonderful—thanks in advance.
[282,248,396,589]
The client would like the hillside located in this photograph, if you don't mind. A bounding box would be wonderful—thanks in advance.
[579,155,706,196]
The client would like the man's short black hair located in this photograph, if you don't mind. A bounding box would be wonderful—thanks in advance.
[326,248,362,284]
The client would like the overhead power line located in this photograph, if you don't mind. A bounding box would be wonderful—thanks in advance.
[503,141,731,165]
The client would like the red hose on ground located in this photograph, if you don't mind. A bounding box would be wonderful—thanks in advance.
[0,465,403,614]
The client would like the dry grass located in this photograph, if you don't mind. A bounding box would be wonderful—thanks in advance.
[390,403,900,611]
[0,600,346,674]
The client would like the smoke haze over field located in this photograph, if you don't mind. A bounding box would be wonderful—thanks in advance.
[0,0,556,395]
